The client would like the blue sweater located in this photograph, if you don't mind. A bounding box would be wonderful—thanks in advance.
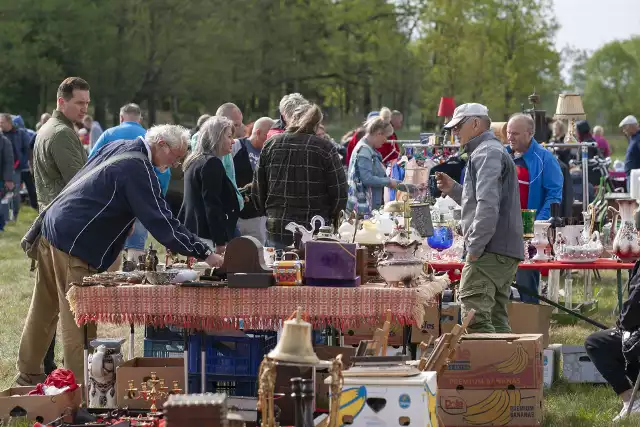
[2,127,30,170]
[625,130,640,176]
[89,121,170,195]
[42,137,211,270]
[506,138,563,220]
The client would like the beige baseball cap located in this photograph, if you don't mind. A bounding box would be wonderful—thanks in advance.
[444,103,489,129]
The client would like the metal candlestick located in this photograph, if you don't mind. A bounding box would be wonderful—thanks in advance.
[126,372,182,412]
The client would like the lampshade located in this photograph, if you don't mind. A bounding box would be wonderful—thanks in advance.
[554,93,586,119]
[438,97,456,117]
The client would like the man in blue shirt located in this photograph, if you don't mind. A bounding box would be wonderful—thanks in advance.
[620,115,640,187]
[89,103,171,261]
[0,113,30,220]
[506,114,563,304]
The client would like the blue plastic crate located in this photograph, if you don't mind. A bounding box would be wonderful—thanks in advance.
[144,325,184,341]
[188,374,257,396]
[143,339,184,358]
[188,331,277,376]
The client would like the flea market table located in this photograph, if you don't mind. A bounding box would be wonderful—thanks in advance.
[67,283,435,399]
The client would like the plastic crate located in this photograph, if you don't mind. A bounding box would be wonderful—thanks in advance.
[143,339,184,358]
[188,374,257,396]
[188,331,277,376]
[144,325,184,341]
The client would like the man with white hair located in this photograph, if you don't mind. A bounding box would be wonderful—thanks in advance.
[620,115,640,180]
[267,93,308,139]
[15,124,222,386]
[233,117,274,243]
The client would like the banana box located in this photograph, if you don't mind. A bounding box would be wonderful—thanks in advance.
[342,322,404,347]
[438,387,542,426]
[327,371,438,427]
[412,303,460,343]
[439,334,543,390]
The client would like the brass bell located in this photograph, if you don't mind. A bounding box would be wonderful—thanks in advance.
[268,308,320,365]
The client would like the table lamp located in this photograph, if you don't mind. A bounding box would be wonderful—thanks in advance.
[554,93,586,143]
[438,97,456,144]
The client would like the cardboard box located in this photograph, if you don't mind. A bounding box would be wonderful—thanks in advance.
[0,386,81,424]
[412,303,460,343]
[508,302,553,348]
[342,321,403,347]
[116,357,185,409]
[439,387,542,426]
[439,334,544,390]
[561,345,607,384]
[543,349,555,388]
[328,371,438,427]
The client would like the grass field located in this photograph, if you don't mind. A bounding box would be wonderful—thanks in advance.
[2,208,640,426]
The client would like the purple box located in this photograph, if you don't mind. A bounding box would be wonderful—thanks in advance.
[304,241,357,281]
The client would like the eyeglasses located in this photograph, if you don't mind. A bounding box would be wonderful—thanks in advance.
[451,117,471,132]
[163,141,185,166]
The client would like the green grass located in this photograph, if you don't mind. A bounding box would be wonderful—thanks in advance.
[2,208,640,425]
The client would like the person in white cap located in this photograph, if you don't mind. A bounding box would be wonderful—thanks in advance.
[436,103,524,333]
[619,115,640,181]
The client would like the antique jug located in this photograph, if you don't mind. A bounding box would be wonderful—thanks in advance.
[530,220,551,262]
[88,339,125,408]
[611,198,640,261]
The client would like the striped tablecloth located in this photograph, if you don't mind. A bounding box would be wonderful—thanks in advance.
[67,284,435,330]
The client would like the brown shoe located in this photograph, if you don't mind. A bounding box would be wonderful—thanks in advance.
[14,372,47,387]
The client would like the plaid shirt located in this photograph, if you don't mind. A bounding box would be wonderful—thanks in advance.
[253,131,347,246]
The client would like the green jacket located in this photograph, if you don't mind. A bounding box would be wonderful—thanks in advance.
[33,110,88,209]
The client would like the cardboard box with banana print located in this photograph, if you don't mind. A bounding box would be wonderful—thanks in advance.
[438,334,544,390]
[439,387,542,426]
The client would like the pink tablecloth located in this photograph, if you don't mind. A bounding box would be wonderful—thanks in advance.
[67,284,434,330]
[428,259,635,272]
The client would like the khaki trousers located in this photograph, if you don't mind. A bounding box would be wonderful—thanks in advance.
[17,237,99,383]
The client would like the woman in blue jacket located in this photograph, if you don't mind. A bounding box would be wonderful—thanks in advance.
[346,117,400,214]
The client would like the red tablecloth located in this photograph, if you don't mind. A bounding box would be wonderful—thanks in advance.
[67,284,435,330]
[428,258,635,272]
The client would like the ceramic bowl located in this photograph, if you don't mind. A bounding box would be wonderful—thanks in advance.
[377,259,423,285]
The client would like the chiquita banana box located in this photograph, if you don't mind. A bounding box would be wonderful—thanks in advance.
[438,334,544,390]
[438,387,543,426]
[327,371,438,427]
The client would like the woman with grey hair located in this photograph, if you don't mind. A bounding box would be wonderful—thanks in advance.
[266,93,309,139]
[179,116,239,254]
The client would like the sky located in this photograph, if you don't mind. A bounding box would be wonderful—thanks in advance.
[554,0,640,51]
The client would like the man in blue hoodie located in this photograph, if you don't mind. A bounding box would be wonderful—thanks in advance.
[89,103,171,261]
[506,114,563,303]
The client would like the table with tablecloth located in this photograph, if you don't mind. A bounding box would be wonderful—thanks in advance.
[427,259,635,312]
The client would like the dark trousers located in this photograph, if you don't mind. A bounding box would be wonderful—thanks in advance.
[585,328,639,395]
[21,170,38,210]
[44,332,57,374]
[516,269,540,304]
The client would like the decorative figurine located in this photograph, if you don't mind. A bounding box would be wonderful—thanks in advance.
[126,372,182,412]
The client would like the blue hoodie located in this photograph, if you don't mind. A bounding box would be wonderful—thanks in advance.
[506,138,563,220]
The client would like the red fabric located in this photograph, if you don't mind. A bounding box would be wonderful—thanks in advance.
[438,97,456,117]
[516,164,529,209]
[28,368,78,395]
[345,130,363,165]
[266,128,284,140]
[377,133,400,164]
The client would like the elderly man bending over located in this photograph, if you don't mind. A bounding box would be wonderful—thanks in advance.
[15,125,222,386]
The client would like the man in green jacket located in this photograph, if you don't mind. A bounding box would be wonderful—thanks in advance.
[33,77,90,209]
[24,77,90,384]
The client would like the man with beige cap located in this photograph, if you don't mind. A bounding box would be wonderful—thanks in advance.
[436,103,523,333]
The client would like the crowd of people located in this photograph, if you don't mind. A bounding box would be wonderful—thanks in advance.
[4,76,640,420]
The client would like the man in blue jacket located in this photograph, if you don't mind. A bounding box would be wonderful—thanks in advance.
[0,113,30,220]
[89,103,171,262]
[15,124,222,386]
[506,114,563,303]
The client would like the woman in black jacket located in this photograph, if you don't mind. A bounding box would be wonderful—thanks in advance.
[180,116,239,254]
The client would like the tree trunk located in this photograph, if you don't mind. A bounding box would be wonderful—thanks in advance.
[363,78,372,114]
[148,94,157,126]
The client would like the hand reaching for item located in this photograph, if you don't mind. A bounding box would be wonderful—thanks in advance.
[205,252,224,268]
[435,172,455,195]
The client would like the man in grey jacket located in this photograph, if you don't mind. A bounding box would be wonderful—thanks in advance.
[436,103,524,333]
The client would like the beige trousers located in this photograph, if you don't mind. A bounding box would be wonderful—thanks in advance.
[17,237,109,383]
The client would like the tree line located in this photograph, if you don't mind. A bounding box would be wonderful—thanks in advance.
[0,0,601,132]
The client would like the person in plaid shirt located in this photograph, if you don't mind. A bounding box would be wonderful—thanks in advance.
[253,104,347,249]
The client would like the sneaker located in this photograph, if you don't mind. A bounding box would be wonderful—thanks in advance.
[614,399,640,421]
[14,372,47,387]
